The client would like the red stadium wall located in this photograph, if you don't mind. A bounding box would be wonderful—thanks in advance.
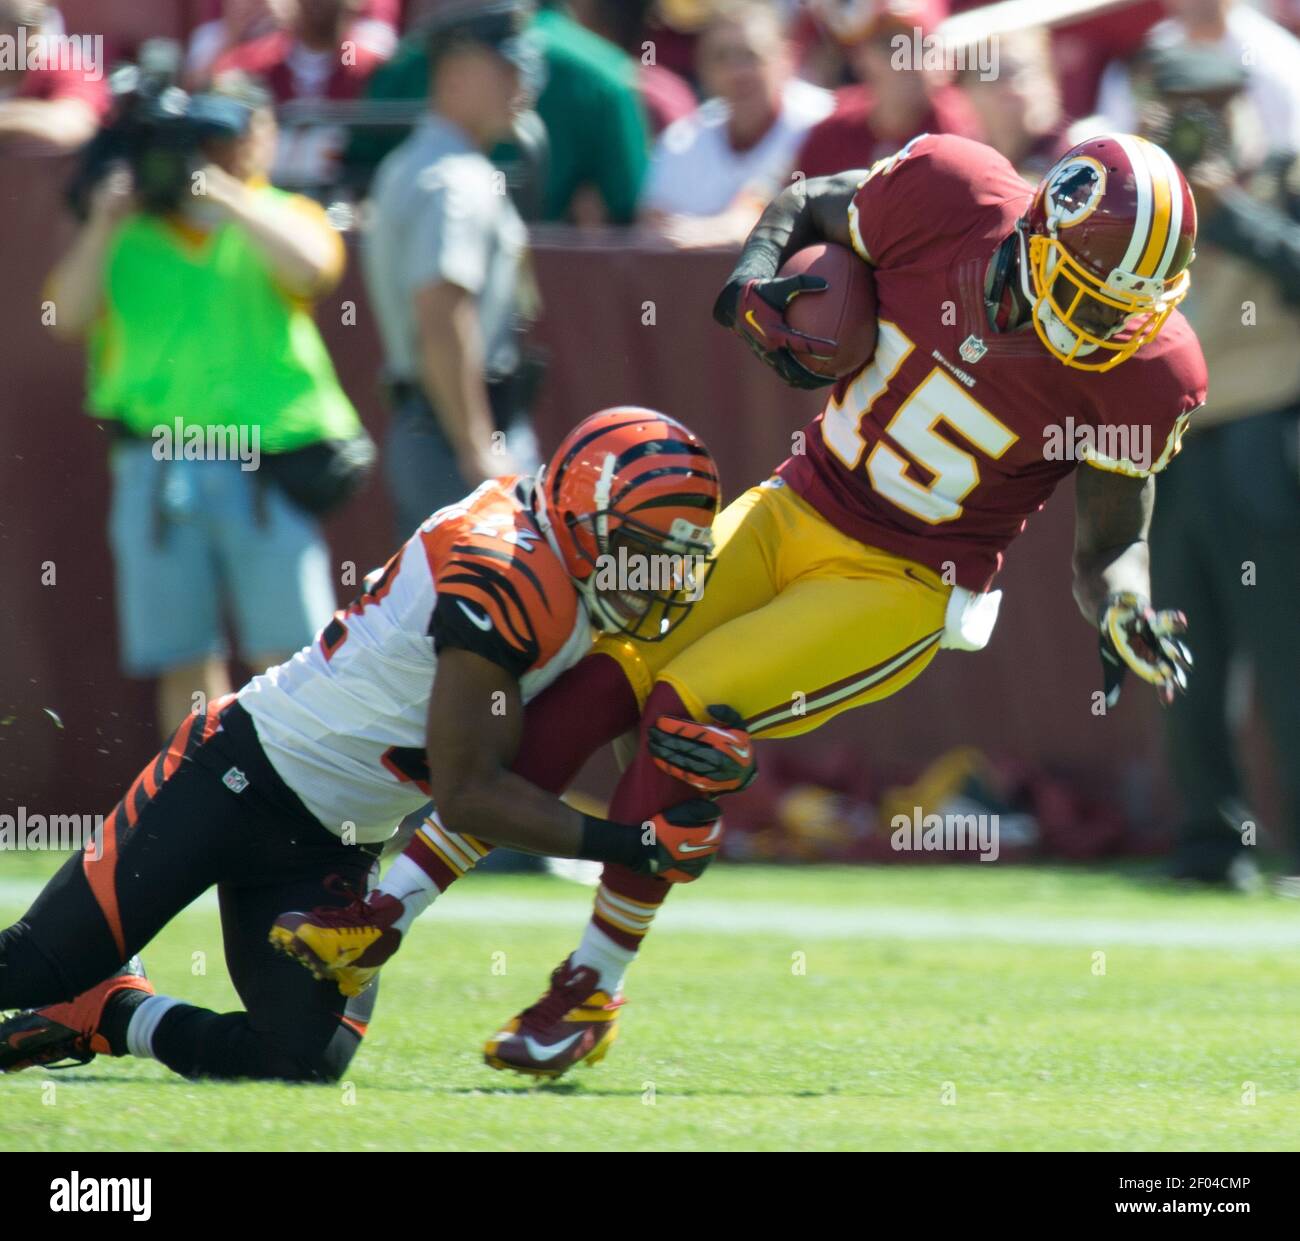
[0,156,1282,849]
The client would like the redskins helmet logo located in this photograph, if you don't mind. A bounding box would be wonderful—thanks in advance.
[1043,157,1106,230]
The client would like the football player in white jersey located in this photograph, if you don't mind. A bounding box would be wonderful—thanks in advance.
[0,409,730,1082]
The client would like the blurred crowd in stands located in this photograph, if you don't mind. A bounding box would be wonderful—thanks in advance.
[6,0,1299,884]
[5,0,1300,218]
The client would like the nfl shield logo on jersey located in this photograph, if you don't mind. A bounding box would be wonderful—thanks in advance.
[959,335,988,364]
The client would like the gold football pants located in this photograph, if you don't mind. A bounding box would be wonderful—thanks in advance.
[598,479,951,738]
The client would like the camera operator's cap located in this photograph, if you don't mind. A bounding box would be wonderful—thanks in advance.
[1146,43,1247,99]
[424,1,540,78]
[187,93,255,138]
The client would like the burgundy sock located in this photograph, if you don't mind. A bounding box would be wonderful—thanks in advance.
[594,682,703,948]
[512,652,640,792]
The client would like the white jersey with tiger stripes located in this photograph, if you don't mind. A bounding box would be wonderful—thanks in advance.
[238,488,592,843]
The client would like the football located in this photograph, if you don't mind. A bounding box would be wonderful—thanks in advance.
[778,242,878,379]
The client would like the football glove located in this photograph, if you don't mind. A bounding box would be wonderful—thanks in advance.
[638,798,724,884]
[647,704,757,795]
[713,275,835,390]
[1098,591,1192,708]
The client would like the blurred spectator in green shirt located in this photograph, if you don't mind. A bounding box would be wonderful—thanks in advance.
[344,0,649,223]
[569,0,695,136]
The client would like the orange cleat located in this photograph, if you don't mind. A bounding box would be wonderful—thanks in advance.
[0,956,153,1072]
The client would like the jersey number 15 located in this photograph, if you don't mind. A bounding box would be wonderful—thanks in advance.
[822,320,1019,524]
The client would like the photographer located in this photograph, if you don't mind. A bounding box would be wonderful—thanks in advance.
[45,73,370,739]
[1124,45,1300,890]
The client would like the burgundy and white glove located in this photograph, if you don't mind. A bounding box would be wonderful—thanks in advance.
[1098,591,1192,707]
[713,275,835,390]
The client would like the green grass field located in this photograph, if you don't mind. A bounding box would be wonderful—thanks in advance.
[2,851,1298,1152]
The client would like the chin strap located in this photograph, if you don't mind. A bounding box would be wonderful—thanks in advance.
[1038,299,1101,358]
[576,573,623,636]
[531,467,607,631]
[529,470,572,573]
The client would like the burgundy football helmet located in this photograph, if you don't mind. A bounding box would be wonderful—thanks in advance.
[1017,134,1197,371]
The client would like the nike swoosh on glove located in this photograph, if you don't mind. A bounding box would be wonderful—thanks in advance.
[713,275,835,390]
[647,704,757,795]
[638,798,724,884]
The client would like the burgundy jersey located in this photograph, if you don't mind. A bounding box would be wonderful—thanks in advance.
[777,134,1208,591]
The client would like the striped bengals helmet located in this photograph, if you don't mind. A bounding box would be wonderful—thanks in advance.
[534,407,721,641]
[1017,134,1196,372]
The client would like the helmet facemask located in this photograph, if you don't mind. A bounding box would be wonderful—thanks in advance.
[1018,219,1189,372]
[568,509,714,642]
[533,409,721,642]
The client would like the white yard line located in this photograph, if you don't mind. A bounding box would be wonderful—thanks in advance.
[1,878,1298,949]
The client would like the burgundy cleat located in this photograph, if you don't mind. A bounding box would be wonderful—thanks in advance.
[484,955,624,1079]
[269,889,405,997]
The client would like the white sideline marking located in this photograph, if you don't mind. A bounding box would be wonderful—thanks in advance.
[416,897,1300,950]
[1,878,1298,950]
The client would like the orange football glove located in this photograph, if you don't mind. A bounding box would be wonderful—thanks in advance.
[648,704,757,795]
[639,798,724,883]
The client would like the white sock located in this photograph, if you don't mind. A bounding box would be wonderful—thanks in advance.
[378,853,439,935]
[378,810,492,935]
[125,994,181,1060]
[572,923,636,996]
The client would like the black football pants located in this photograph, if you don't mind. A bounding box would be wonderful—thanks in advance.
[0,698,379,1081]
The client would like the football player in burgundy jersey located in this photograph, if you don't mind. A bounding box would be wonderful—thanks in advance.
[0,409,729,1081]
[263,133,1207,1081]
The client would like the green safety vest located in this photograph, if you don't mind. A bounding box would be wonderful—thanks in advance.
[87,186,360,453]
